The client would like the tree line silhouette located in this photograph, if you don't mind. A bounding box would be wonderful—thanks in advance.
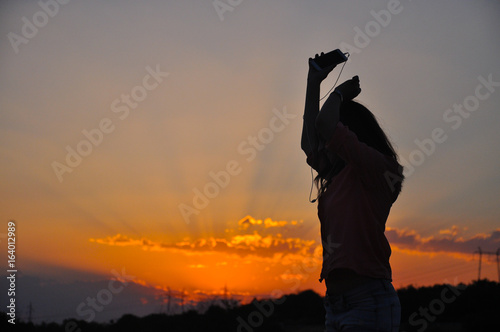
[2,279,499,332]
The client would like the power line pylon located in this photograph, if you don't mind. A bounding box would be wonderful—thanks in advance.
[474,246,500,282]
[28,302,34,323]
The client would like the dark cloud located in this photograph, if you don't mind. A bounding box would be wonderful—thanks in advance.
[0,272,162,324]
[386,227,500,256]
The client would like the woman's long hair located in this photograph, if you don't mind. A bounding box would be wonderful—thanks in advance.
[314,100,403,198]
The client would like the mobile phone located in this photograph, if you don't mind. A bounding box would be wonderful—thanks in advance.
[310,49,348,71]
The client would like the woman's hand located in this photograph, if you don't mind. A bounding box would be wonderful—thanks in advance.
[335,75,361,101]
[307,53,337,84]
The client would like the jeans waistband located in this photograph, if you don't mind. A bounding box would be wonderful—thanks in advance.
[327,278,393,301]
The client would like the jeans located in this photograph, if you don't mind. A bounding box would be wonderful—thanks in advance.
[324,279,400,332]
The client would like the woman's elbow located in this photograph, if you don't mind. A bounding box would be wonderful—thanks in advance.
[301,142,310,155]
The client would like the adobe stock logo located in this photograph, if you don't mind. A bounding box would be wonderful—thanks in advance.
[178,106,296,224]
[236,237,337,332]
[236,295,286,332]
[384,73,499,192]
[212,0,244,21]
[339,0,404,55]
[64,268,136,332]
[51,64,169,183]
[7,0,72,54]
[404,278,466,332]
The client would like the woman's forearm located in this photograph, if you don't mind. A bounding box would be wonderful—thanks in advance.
[316,76,360,142]
[301,80,321,154]
[316,91,341,142]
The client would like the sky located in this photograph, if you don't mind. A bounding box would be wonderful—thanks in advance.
[1,0,499,324]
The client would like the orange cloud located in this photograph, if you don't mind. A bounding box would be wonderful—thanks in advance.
[90,232,318,258]
[188,264,207,269]
[89,216,319,260]
[90,219,499,266]
[238,215,301,230]
[89,234,167,251]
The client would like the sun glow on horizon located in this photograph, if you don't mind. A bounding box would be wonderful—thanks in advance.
[77,216,500,302]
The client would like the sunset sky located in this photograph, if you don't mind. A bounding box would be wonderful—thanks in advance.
[1,0,499,324]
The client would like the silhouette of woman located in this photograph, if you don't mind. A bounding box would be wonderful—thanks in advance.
[302,54,404,332]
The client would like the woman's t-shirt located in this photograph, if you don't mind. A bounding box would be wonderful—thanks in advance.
[306,122,403,282]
